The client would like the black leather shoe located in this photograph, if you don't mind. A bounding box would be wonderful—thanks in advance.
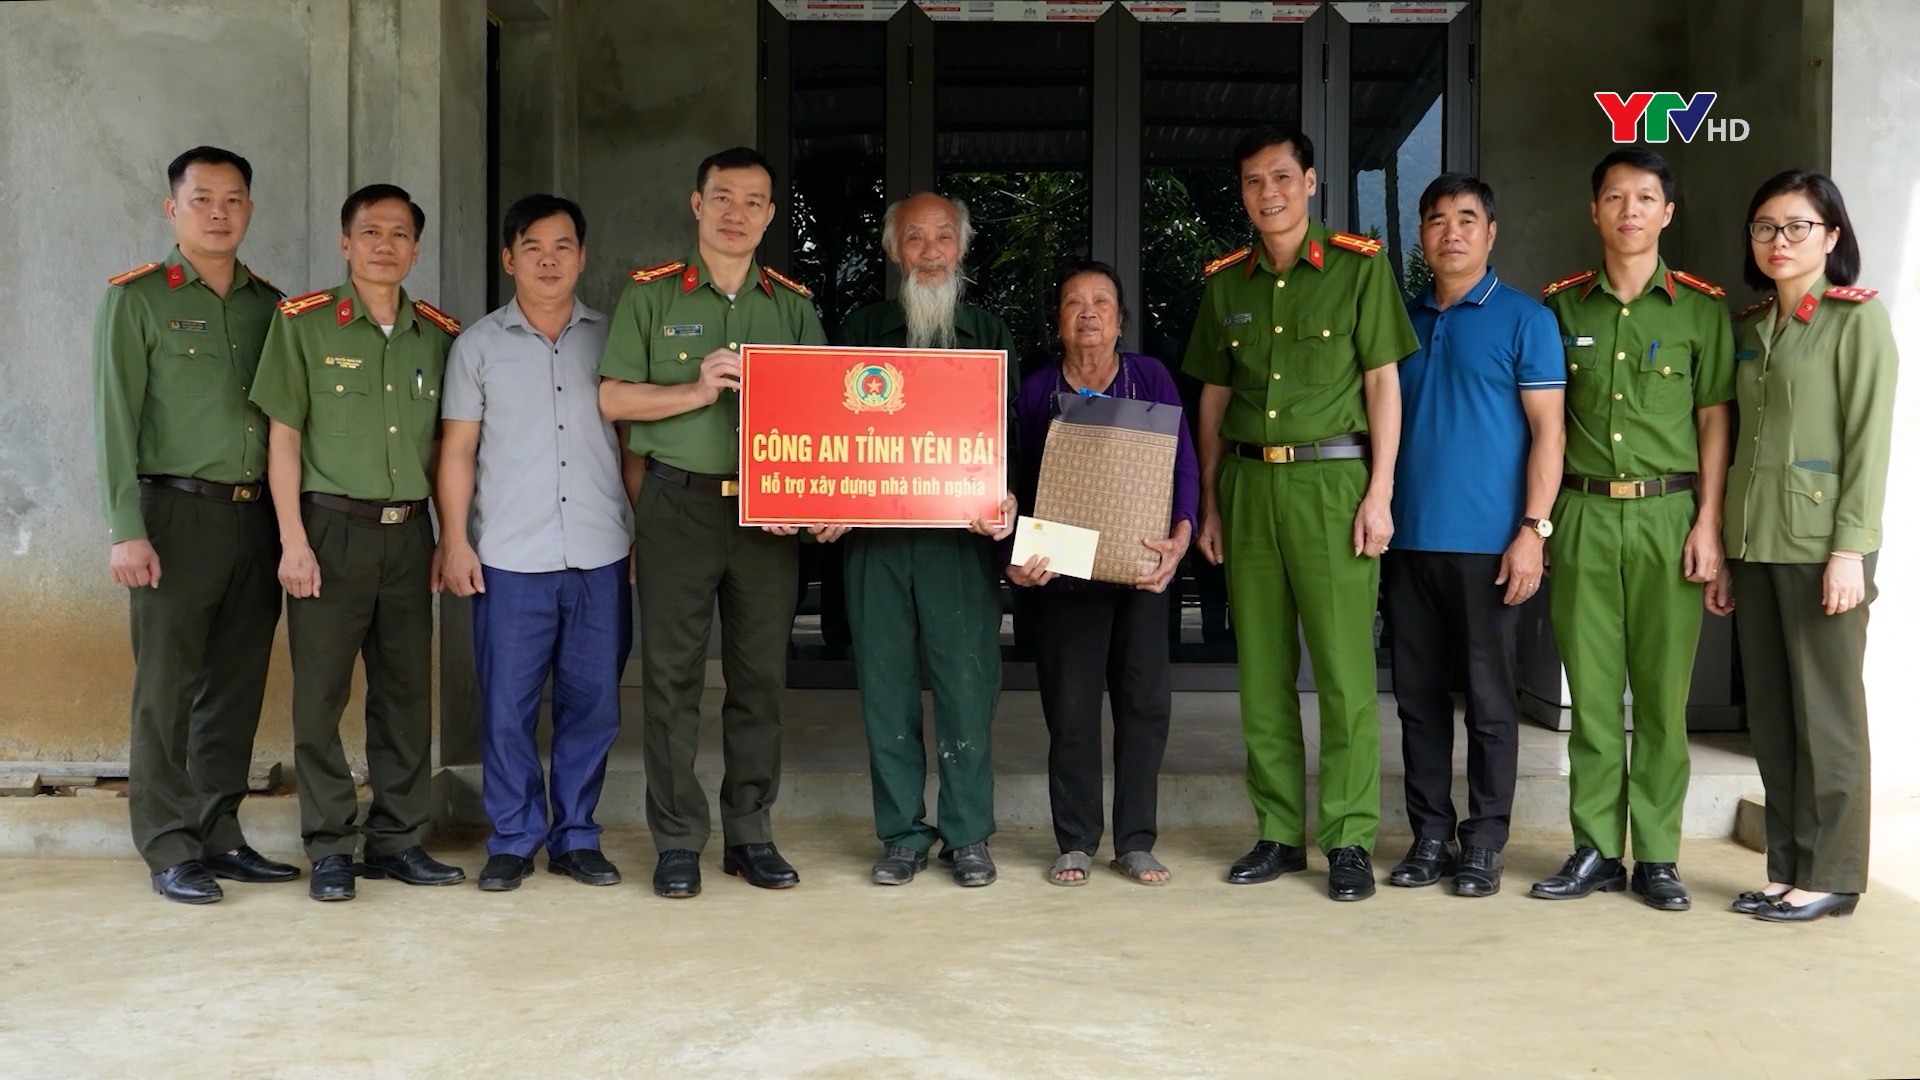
[1731,888,1786,915]
[1631,862,1691,911]
[871,844,929,885]
[722,843,799,889]
[360,845,466,886]
[1387,838,1455,887]
[1450,846,1503,897]
[549,849,622,886]
[151,860,222,905]
[945,841,997,887]
[653,849,702,898]
[1226,840,1308,884]
[1529,847,1626,900]
[478,854,534,892]
[1754,891,1860,922]
[1326,846,1376,901]
[204,845,300,883]
[309,854,357,902]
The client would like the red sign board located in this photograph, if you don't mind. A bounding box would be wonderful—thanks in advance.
[738,344,1007,527]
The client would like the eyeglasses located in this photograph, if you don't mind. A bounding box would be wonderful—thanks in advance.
[1747,219,1830,244]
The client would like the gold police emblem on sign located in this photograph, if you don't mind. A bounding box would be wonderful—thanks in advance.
[842,362,906,415]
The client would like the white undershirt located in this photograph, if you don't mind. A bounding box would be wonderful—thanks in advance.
[378,323,393,338]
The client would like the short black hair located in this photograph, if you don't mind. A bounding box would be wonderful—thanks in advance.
[1590,148,1676,203]
[695,147,776,193]
[502,193,587,249]
[1052,259,1130,334]
[339,183,426,238]
[1741,169,1862,292]
[1232,126,1315,177]
[1418,173,1497,222]
[167,146,252,193]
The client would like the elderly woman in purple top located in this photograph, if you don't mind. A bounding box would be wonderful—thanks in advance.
[1008,260,1199,886]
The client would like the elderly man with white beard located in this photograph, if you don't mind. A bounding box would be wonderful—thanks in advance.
[836,192,1020,887]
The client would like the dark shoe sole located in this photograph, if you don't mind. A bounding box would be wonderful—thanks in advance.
[479,865,533,892]
[1387,868,1452,888]
[1452,879,1501,897]
[872,858,928,886]
[309,887,356,902]
[548,863,621,887]
[721,861,798,889]
[1528,875,1627,900]
[1631,885,1692,911]
[1227,860,1308,885]
[152,882,222,905]
[1330,883,1377,902]
[360,866,468,886]
[207,866,300,884]
[953,869,997,887]
[654,883,701,898]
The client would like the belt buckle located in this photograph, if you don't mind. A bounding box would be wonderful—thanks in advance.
[1262,445,1296,464]
[1608,480,1639,499]
[232,485,257,502]
[379,506,406,524]
[720,480,740,497]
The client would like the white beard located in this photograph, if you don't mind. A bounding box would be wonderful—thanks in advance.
[899,267,962,350]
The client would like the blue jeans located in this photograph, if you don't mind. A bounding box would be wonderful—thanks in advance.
[472,560,630,858]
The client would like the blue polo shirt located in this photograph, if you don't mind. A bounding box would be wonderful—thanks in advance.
[1393,268,1565,554]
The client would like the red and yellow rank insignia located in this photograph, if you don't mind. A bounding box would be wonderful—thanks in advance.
[763,266,813,299]
[1671,270,1726,299]
[276,290,334,319]
[414,300,461,336]
[1203,246,1251,277]
[165,264,187,289]
[1824,285,1878,302]
[843,361,906,415]
[1733,295,1775,321]
[1794,293,1822,322]
[107,262,162,287]
[629,260,686,286]
[1542,270,1597,299]
[336,299,355,326]
[1328,231,1382,257]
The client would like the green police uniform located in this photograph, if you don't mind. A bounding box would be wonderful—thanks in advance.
[1724,280,1896,893]
[600,254,826,852]
[1182,223,1418,854]
[248,282,458,862]
[836,300,1017,854]
[92,249,284,874]
[1543,261,1733,863]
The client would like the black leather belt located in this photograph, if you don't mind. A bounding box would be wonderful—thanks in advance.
[645,458,740,496]
[1564,474,1698,499]
[300,491,428,524]
[1233,433,1369,464]
[140,474,264,503]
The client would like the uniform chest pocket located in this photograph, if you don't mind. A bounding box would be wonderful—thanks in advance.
[310,365,370,437]
[407,377,441,441]
[1564,343,1604,410]
[157,341,222,397]
[1636,343,1694,414]
[1294,310,1358,385]
[1784,463,1837,539]
[652,333,707,382]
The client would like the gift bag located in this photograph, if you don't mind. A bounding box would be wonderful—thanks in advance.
[1031,392,1181,584]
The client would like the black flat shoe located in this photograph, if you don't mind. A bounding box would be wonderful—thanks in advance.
[1755,891,1859,922]
[361,845,466,886]
[308,854,357,902]
[151,860,222,905]
[871,844,929,885]
[1529,847,1626,900]
[1387,838,1455,887]
[203,845,300,883]
[1451,846,1503,897]
[945,841,997,887]
[1631,862,1691,911]
[653,849,702,898]
[1227,840,1308,884]
[1731,888,1785,915]
[549,848,622,886]
[1326,846,1376,901]
[722,843,799,889]
[478,854,534,892]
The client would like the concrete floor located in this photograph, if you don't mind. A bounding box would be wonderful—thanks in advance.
[6,824,1920,1080]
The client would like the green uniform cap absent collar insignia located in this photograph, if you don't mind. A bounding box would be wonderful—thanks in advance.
[323,356,364,370]
[168,319,209,333]
[664,324,705,337]
[1224,312,1253,325]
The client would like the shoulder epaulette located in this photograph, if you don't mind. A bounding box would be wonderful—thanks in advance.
[277,290,333,319]
[1542,270,1597,299]
[1328,232,1382,257]
[629,261,686,285]
[107,262,162,287]
[763,266,813,299]
[248,268,284,299]
[1203,246,1251,277]
[1672,270,1726,299]
[1733,295,1775,321]
[414,300,461,336]
[1824,285,1878,303]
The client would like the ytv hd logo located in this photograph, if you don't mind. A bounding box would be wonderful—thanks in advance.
[1595,92,1749,143]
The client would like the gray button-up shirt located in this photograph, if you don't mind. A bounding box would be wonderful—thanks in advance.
[442,298,631,573]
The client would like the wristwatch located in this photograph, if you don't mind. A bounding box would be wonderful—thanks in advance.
[1522,516,1553,539]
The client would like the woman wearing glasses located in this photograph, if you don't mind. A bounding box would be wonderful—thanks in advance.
[1706,170,1898,922]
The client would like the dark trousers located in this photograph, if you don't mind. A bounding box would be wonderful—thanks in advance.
[287,505,435,862]
[473,560,630,859]
[126,483,281,873]
[1383,550,1521,851]
[635,479,798,852]
[1031,586,1171,856]
[1732,557,1875,893]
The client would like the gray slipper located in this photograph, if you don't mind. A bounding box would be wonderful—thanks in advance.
[1049,851,1093,886]
[1110,850,1171,885]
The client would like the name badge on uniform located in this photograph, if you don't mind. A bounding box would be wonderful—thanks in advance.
[1224,312,1252,326]
[1563,333,1594,347]
[168,319,209,333]
[1736,348,1759,362]
[323,356,364,370]
[664,324,704,337]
